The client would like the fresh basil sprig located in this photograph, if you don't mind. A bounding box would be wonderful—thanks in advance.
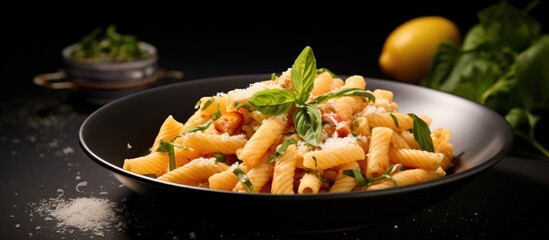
[249,46,375,146]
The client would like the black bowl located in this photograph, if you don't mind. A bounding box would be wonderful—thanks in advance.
[79,74,513,231]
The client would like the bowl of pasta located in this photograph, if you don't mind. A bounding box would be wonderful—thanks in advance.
[79,47,513,231]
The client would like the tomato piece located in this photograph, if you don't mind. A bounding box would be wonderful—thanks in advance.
[214,111,244,135]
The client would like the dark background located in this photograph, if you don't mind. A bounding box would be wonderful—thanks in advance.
[3,0,547,92]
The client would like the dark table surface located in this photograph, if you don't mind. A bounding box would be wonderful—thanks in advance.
[2,1,549,239]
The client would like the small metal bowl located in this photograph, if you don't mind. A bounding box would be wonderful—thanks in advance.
[34,41,183,105]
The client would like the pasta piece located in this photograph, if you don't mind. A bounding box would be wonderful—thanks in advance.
[432,128,454,170]
[366,127,392,178]
[352,116,371,137]
[150,115,184,153]
[344,75,366,89]
[298,171,323,194]
[390,131,410,149]
[388,147,444,171]
[366,168,446,191]
[123,152,168,177]
[310,71,333,98]
[329,162,359,193]
[182,132,247,154]
[331,77,345,89]
[174,147,203,168]
[401,131,421,150]
[157,157,229,186]
[372,89,393,102]
[333,96,364,121]
[237,116,286,168]
[233,160,274,193]
[209,163,249,191]
[271,144,298,194]
[372,89,396,112]
[330,76,368,121]
[366,112,413,132]
[303,137,365,170]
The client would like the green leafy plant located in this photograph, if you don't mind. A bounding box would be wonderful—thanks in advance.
[423,0,549,158]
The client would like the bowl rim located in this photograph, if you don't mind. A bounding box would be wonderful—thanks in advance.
[79,73,514,201]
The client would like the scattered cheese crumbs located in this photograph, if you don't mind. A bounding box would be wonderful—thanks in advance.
[62,146,74,155]
[195,157,218,167]
[56,189,65,198]
[15,224,20,229]
[75,181,88,193]
[297,141,310,153]
[127,143,132,149]
[320,136,358,150]
[47,197,118,234]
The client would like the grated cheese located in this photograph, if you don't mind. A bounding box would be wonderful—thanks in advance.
[361,105,387,115]
[227,81,280,101]
[34,197,120,235]
[320,135,358,150]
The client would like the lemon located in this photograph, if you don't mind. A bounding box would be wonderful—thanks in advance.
[379,16,461,84]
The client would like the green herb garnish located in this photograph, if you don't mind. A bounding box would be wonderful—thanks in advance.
[268,138,297,163]
[156,140,176,171]
[249,46,374,146]
[390,113,399,128]
[71,24,150,62]
[408,113,434,152]
[341,168,367,186]
[184,106,221,133]
[214,152,226,163]
[343,164,403,187]
[233,167,253,192]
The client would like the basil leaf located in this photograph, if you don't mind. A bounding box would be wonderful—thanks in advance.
[233,167,253,192]
[478,0,541,52]
[314,88,375,104]
[505,108,549,157]
[201,97,216,111]
[390,113,399,128]
[422,40,461,89]
[342,169,367,186]
[156,140,176,171]
[408,113,434,152]
[291,46,316,104]
[214,152,226,163]
[293,104,322,146]
[249,89,296,115]
[515,35,549,111]
[268,138,297,163]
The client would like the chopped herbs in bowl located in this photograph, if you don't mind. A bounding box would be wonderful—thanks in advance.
[70,24,152,62]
